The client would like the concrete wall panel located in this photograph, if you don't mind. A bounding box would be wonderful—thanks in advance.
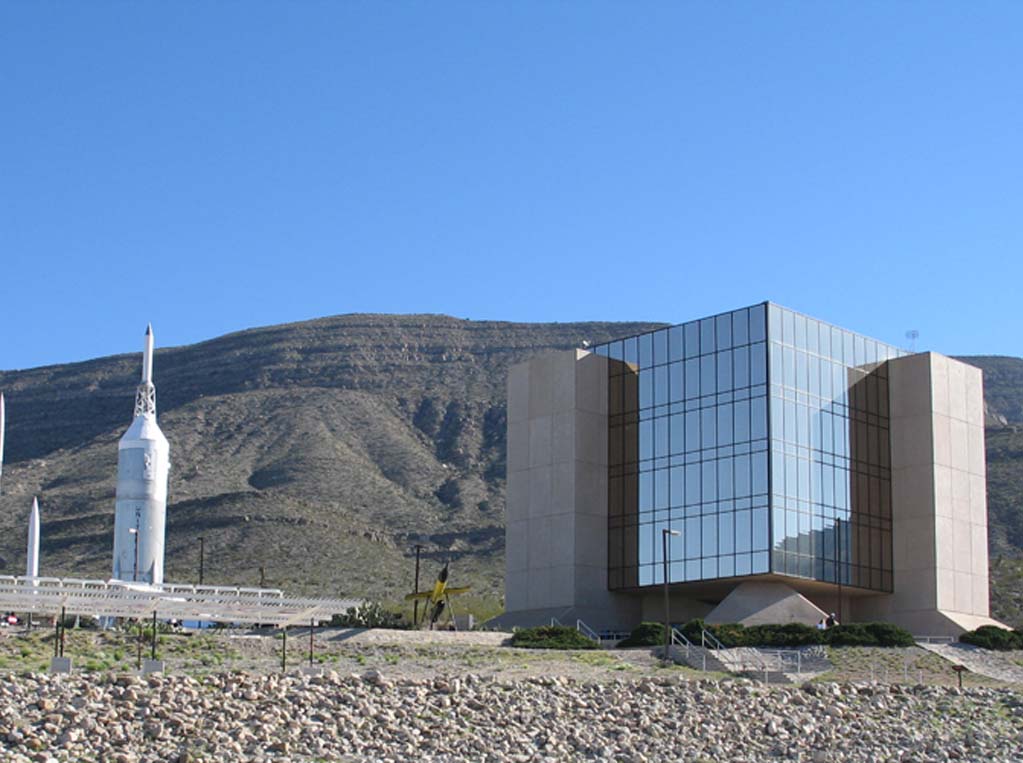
[507,362,530,425]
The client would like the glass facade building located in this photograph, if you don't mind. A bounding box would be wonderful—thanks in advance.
[594,303,904,594]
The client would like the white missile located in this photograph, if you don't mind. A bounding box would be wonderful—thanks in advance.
[142,323,153,384]
[0,392,5,495]
[26,497,39,580]
[112,325,170,585]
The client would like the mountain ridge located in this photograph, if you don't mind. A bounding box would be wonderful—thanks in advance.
[1,313,1021,624]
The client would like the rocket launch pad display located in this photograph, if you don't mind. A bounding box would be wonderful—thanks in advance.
[111,325,170,585]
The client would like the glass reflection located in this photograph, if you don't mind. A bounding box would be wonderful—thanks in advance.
[603,302,897,593]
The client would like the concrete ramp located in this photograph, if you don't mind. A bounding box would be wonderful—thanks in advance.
[705,582,826,626]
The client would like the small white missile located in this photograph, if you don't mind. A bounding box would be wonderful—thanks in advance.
[0,392,5,495]
[27,497,39,580]
[142,323,154,385]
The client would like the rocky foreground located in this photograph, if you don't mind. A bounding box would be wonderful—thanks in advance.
[0,671,1020,762]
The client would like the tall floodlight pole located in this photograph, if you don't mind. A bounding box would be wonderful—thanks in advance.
[198,536,205,585]
[662,529,681,664]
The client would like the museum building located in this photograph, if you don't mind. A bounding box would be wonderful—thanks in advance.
[500,303,1000,637]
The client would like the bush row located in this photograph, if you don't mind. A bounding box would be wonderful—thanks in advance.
[510,625,598,650]
[959,625,1023,651]
[617,619,915,649]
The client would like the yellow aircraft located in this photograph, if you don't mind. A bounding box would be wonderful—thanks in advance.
[404,562,471,628]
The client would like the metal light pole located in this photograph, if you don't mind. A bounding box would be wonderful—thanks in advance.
[198,536,205,585]
[662,529,681,664]
[128,528,139,582]
[413,544,423,626]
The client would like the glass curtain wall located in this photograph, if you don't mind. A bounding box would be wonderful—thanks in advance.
[767,305,900,592]
[597,304,771,589]
[598,302,901,593]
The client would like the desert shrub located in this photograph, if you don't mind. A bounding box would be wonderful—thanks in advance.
[862,622,916,647]
[510,625,598,650]
[616,621,665,648]
[745,623,823,647]
[823,622,914,647]
[960,625,1022,651]
[330,602,408,630]
[679,619,912,648]
[714,622,753,647]
[679,618,707,644]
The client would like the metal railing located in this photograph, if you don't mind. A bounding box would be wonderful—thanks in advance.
[576,619,600,643]
[701,628,726,651]
[670,627,692,659]
[0,575,360,626]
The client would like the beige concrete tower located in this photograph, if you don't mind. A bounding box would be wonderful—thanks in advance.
[854,352,999,635]
[498,349,638,630]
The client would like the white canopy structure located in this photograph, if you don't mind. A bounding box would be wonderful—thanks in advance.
[0,576,360,627]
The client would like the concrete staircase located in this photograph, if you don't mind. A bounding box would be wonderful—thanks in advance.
[668,643,832,684]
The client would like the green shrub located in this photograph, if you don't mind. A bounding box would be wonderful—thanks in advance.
[960,625,1022,651]
[329,602,408,630]
[746,623,823,647]
[714,622,753,647]
[616,621,665,648]
[510,625,598,650]
[679,618,707,644]
[823,623,873,646]
[677,618,912,648]
[866,622,915,647]
[821,622,914,647]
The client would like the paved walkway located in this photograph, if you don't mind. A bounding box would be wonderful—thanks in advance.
[918,641,1023,684]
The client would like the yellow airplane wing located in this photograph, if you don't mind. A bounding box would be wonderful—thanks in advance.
[404,591,434,601]
[443,586,471,596]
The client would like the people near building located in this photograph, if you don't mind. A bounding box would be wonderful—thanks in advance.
[825,612,838,628]
[816,617,827,630]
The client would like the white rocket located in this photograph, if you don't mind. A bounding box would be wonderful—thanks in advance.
[111,325,170,585]
[26,497,39,580]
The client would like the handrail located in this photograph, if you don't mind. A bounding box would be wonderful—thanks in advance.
[701,628,725,651]
[576,619,600,643]
[670,627,691,658]
[550,617,563,627]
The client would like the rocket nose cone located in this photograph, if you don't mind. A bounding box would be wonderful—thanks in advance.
[146,323,153,336]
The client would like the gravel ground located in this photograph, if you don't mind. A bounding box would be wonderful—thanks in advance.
[0,671,1021,762]
[1,628,1022,761]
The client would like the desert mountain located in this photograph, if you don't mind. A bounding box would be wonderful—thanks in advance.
[1,315,1021,623]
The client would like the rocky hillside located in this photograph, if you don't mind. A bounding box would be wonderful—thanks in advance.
[0,316,1021,622]
[0,315,660,601]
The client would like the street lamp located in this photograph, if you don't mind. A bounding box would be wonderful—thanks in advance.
[662,528,681,664]
[198,536,205,585]
[128,528,139,583]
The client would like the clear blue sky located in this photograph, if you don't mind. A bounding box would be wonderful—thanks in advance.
[2,2,1021,370]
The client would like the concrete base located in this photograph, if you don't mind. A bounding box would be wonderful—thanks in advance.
[877,609,1009,639]
[705,582,827,626]
[141,659,164,675]
[488,603,639,633]
[300,665,324,676]
[49,656,72,674]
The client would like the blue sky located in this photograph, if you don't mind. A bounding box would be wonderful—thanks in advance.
[2,2,1021,369]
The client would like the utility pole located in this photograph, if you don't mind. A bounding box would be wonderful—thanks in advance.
[198,536,205,585]
[413,544,423,626]
[662,529,681,664]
